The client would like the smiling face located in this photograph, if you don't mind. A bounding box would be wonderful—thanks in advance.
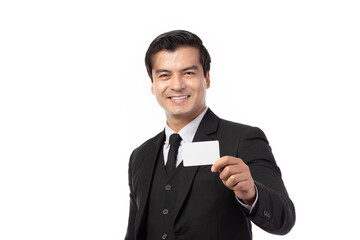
[151,46,210,131]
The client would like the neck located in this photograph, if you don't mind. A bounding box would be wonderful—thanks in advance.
[166,119,191,133]
[166,107,206,132]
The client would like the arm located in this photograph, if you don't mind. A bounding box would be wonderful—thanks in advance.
[125,152,137,240]
[212,126,295,235]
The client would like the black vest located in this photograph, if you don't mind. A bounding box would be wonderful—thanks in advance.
[145,149,185,240]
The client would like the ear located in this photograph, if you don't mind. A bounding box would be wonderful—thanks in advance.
[151,82,155,95]
[205,71,210,89]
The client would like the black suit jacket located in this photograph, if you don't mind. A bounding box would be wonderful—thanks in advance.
[125,109,295,239]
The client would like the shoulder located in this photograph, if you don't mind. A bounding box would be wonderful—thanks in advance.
[218,118,265,136]
[216,118,270,153]
[130,131,164,159]
[128,131,164,174]
[219,118,251,130]
[204,109,267,141]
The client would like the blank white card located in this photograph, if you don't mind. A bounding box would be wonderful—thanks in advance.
[182,140,220,167]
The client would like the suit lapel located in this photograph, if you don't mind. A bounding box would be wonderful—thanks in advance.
[135,131,165,236]
[173,109,220,222]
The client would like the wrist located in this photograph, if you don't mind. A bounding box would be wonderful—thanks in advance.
[236,186,256,205]
[243,194,256,205]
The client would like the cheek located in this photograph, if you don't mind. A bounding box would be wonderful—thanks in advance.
[191,81,207,96]
[153,83,167,97]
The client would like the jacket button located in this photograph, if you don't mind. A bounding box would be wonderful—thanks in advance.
[162,209,169,215]
[162,233,168,239]
[165,184,171,191]
[263,210,271,219]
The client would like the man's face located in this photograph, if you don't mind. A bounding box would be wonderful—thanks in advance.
[151,46,210,124]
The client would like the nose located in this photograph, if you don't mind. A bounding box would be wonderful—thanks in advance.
[169,74,185,91]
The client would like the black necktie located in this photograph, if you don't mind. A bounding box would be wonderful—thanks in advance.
[166,133,182,176]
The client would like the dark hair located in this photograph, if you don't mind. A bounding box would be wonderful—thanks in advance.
[145,30,211,82]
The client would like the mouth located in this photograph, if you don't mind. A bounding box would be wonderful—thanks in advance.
[169,95,190,100]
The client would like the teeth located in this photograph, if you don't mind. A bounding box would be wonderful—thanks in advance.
[171,96,188,100]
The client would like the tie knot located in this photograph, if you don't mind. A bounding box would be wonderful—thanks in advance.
[169,133,182,147]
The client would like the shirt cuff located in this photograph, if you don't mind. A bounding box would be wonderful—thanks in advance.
[235,184,258,214]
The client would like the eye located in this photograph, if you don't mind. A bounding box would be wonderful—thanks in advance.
[159,74,169,78]
[185,71,195,75]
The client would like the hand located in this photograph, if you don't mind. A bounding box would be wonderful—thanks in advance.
[211,156,256,205]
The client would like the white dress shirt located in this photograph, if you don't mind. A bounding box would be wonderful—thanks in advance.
[163,107,208,167]
[162,107,258,213]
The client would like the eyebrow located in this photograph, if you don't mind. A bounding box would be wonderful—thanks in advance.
[182,65,198,72]
[155,69,171,74]
[155,65,199,74]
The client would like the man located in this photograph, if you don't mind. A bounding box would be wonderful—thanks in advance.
[125,30,295,240]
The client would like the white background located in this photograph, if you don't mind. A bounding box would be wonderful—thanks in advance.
[1,0,359,239]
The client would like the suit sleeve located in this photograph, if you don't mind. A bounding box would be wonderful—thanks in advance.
[125,151,137,240]
[238,127,296,235]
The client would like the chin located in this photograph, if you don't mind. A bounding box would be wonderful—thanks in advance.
[169,108,197,120]
[169,111,188,118]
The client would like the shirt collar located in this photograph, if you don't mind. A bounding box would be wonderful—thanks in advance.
[164,107,208,148]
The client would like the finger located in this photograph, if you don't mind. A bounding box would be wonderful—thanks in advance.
[211,156,243,172]
[219,162,248,181]
[233,180,254,193]
[219,164,241,181]
[223,172,250,189]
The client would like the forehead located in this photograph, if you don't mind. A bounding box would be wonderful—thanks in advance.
[152,46,201,71]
